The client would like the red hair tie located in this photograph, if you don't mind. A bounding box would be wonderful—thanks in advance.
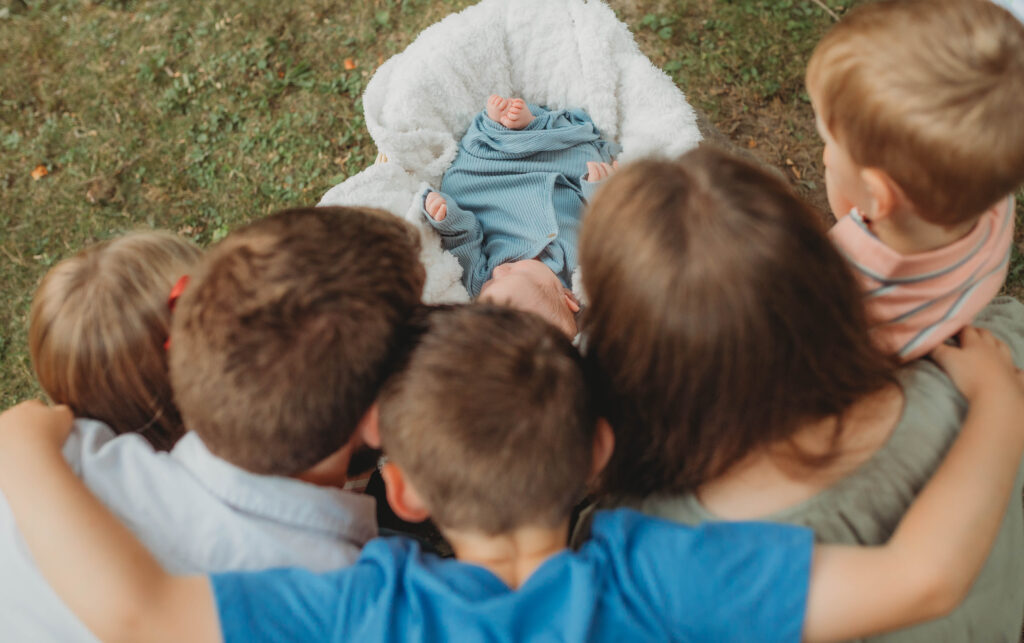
[164,275,190,350]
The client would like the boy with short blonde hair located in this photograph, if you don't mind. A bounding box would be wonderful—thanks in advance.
[807,0,1024,359]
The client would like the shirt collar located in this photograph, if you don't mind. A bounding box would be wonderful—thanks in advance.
[170,432,377,547]
[830,199,1013,282]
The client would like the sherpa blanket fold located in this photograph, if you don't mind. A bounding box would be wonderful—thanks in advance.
[319,0,701,302]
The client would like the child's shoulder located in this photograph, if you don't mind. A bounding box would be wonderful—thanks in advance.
[587,507,812,551]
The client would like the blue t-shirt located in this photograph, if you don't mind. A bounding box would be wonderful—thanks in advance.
[212,509,812,642]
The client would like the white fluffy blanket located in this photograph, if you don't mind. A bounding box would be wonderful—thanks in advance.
[319,0,701,302]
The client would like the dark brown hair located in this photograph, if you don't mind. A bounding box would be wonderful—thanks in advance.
[807,0,1024,224]
[169,206,424,475]
[30,231,201,450]
[379,305,596,534]
[580,147,897,497]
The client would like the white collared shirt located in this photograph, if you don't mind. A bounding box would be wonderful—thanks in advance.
[0,419,377,641]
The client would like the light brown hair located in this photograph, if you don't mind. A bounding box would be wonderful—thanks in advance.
[580,148,898,497]
[169,206,424,475]
[30,231,201,450]
[806,0,1024,224]
[379,305,596,534]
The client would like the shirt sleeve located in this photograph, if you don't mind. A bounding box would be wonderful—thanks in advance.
[607,511,813,643]
[974,296,1024,366]
[211,563,381,643]
[421,190,493,295]
[578,175,602,202]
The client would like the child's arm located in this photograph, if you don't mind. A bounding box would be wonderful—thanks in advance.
[802,327,1024,643]
[421,190,493,295]
[0,401,219,643]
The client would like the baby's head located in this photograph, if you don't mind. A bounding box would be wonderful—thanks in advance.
[377,305,608,535]
[806,0,1024,226]
[478,259,580,338]
[169,206,424,476]
[30,231,202,450]
[580,147,895,498]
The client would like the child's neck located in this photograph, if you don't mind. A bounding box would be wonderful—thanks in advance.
[444,521,570,589]
[869,206,980,255]
[293,445,353,490]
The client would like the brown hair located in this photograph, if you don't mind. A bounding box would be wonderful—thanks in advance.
[169,206,424,475]
[379,305,596,534]
[580,147,898,498]
[806,0,1024,224]
[30,231,201,450]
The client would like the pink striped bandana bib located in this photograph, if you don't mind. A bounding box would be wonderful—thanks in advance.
[830,197,1015,360]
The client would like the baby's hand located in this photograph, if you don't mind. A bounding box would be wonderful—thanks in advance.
[425,191,447,222]
[0,400,74,455]
[930,327,1024,403]
[585,160,619,183]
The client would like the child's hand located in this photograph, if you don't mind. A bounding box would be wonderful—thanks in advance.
[0,400,74,454]
[425,191,448,222]
[930,327,1024,403]
[585,160,619,183]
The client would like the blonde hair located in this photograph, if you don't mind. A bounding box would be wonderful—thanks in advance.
[806,0,1024,224]
[29,231,202,450]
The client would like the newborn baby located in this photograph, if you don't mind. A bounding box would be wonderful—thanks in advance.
[422,95,619,336]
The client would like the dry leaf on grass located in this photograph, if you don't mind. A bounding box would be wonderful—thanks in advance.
[30,165,48,180]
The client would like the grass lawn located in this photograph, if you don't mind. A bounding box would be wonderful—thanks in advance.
[1,0,1022,407]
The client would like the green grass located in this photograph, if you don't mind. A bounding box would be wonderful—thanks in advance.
[2,0,1021,408]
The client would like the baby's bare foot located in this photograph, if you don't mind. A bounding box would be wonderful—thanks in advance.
[486,94,510,123]
[425,191,447,222]
[585,160,619,182]
[500,98,534,130]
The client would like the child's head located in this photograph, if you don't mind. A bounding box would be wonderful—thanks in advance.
[29,231,201,450]
[806,0,1024,225]
[169,206,425,476]
[478,259,580,338]
[580,147,896,498]
[377,305,604,534]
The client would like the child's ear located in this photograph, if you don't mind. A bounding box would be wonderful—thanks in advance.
[590,419,615,481]
[563,289,581,314]
[860,168,903,222]
[380,462,431,523]
[357,403,381,449]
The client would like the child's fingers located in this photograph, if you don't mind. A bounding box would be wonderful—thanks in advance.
[972,328,1014,365]
[929,342,957,370]
[588,162,612,182]
[931,326,1021,400]
[424,192,447,221]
